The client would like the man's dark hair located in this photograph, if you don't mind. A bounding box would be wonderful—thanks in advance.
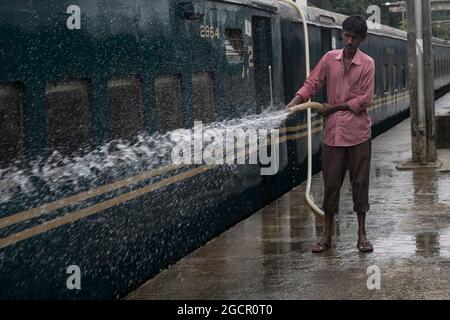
[342,16,368,37]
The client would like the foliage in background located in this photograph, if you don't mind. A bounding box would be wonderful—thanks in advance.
[432,10,450,40]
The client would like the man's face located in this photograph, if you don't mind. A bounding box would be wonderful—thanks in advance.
[342,30,365,53]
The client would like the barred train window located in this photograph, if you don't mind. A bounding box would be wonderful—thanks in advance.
[383,64,389,93]
[192,73,215,123]
[0,83,23,165]
[402,64,407,89]
[155,75,182,132]
[224,28,244,64]
[393,64,398,90]
[107,77,144,140]
[46,80,91,155]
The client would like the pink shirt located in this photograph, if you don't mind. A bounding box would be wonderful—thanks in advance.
[297,49,375,147]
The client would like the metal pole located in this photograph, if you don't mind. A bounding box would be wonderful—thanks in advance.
[406,0,427,164]
[422,0,437,162]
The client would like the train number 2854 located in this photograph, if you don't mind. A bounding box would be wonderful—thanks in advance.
[200,25,220,39]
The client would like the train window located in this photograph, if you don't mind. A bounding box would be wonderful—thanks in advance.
[402,64,407,89]
[192,73,215,123]
[0,83,23,165]
[107,77,144,140]
[393,64,398,90]
[155,75,182,132]
[224,28,244,64]
[383,64,389,93]
[318,15,335,24]
[46,80,91,155]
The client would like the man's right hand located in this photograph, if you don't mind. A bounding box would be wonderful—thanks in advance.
[287,95,305,110]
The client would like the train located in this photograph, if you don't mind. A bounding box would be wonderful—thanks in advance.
[1,0,450,299]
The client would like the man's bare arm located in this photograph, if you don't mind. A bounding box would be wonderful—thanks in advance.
[287,95,306,109]
[320,103,351,117]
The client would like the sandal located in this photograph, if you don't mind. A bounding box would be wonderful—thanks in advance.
[357,240,373,252]
[311,242,331,253]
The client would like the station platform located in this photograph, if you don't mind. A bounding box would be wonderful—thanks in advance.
[126,96,450,300]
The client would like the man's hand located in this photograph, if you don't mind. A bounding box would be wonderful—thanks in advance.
[319,103,334,117]
[287,95,305,110]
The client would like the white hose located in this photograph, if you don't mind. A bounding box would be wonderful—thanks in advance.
[283,0,325,217]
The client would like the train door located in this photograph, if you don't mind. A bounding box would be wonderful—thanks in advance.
[252,16,273,113]
[319,28,332,103]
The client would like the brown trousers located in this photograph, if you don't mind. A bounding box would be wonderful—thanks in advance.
[322,139,371,215]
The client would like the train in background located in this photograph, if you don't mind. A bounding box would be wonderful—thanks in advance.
[1,0,450,298]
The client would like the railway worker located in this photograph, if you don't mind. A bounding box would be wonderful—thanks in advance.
[287,15,375,253]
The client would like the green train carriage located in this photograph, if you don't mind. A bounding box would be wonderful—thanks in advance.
[1,0,450,299]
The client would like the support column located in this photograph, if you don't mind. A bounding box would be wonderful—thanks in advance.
[422,0,438,163]
[398,0,441,170]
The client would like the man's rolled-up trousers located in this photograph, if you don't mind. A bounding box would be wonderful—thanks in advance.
[322,139,371,215]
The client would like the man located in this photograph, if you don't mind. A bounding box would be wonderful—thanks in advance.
[287,16,375,253]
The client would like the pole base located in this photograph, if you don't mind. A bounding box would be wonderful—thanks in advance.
[396,160,443,170]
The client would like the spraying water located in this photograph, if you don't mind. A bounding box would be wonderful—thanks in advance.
[0,106,293,204]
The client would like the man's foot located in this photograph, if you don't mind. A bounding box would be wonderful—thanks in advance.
[356,239,373,252]
[311,241,331,253]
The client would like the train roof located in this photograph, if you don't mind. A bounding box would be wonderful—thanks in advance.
[216,0,279,12]
[218,0,450,46]
[278,1,450,47]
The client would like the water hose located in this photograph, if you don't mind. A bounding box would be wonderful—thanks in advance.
[288,102,324,114]
[282,0,325,218]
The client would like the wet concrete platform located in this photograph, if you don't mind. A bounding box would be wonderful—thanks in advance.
[126,98,450,300]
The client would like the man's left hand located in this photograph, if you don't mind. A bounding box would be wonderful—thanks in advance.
[320,103,334,117]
